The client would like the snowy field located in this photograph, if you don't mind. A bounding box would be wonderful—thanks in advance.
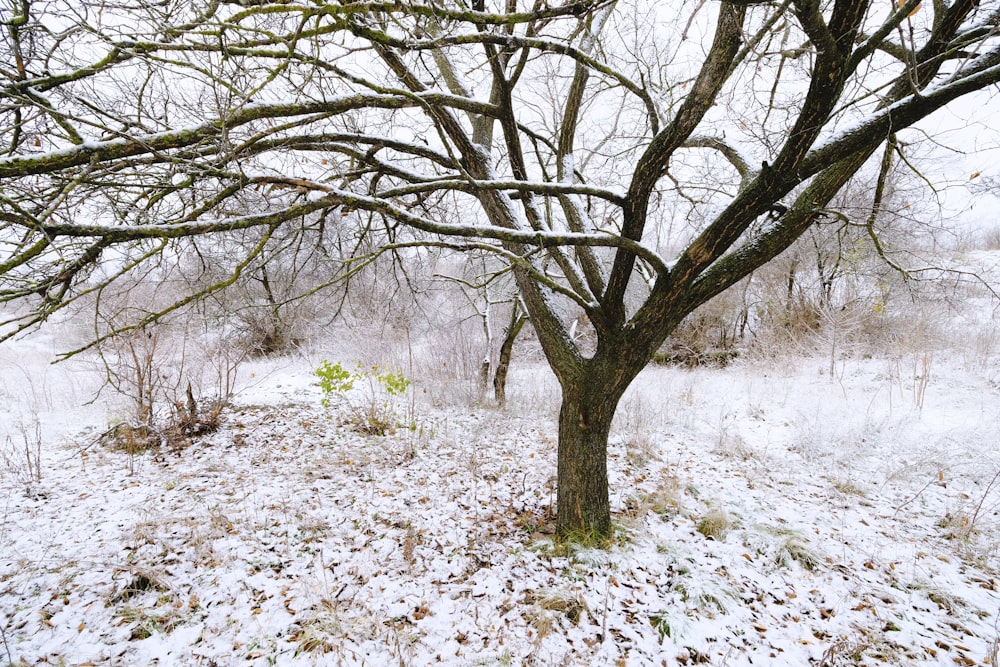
[2,326,1000,666]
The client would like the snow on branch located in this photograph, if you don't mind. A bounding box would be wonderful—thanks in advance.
[376,178,626,206]
[0,93,495,178]
[222,0,605,25]
[33,181,667,276]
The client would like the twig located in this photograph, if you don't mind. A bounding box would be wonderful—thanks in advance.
[966,467,1000,537]
[0,618,14,667]
[70,424,127,458]
[601,577,610,643]
[892,474,939,517]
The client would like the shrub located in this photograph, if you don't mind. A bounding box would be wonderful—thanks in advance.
[315,360,411,435]
[94,315,238,457]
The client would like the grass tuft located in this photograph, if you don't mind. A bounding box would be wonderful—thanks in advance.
[696,507,730,541]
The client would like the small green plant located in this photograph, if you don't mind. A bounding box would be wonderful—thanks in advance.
[315,360,412,435]
[650,609,679,639]
[315,361,356,408]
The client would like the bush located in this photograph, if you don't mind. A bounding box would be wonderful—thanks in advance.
[315,360,411,435]
[93,313,240,456]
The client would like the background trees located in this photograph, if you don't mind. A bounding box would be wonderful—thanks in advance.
[2,0,999,539]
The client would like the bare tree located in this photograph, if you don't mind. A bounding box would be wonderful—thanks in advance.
[2,0,999,539]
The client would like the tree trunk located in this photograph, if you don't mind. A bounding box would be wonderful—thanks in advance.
[556,382,620,540]
[493,306,526,406]
[258,264,286,354]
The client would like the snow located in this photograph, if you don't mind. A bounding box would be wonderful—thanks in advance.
[2,338,1000,665]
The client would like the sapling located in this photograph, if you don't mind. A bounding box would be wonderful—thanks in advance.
[315,361,411,435]
[315,361,355,409]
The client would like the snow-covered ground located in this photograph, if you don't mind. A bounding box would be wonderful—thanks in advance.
[2,332,1000,665]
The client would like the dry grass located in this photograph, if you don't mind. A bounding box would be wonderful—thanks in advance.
[629,472,685,520]
[696,507,730,541]
[614,394,661,468]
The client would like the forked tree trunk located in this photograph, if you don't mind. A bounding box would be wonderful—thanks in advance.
[556,381,622,540]
[493,306,526,406]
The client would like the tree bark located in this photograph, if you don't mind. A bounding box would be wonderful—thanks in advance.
[555,379,621,540]
[493,305,526,406]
